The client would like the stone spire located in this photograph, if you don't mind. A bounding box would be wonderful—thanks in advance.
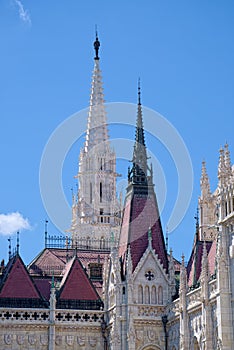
[70,34,121,244]
[129,80,149,186]
[218,147,226,185]
[224,143,232,178]
[200,160,211,199]
[84,34,109,154]
[119,83,168,273]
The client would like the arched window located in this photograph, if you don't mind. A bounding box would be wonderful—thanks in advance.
[151,285,157,304]
[90,183,92,203]
[100,182,103,202]
[86,237,91,249]
[193,336,199,350]
[100,237,105,249]
[138,285,143,304]
[145,286,150,304]
[158,286,163,305]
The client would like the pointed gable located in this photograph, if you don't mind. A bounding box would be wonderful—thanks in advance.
[58,257,100,301]
[0,255,41,299]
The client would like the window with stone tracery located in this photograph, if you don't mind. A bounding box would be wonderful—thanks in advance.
[145,285,150,304]
[158,285,163,305]
[151,285,157,304]
[138,285,143,303]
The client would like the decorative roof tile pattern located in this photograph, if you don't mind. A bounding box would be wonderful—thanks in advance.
[119,191,168,272]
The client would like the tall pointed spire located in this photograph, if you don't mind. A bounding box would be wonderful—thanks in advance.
[129,80,149,185]
[84,33,108,153]
[119,81,168,273]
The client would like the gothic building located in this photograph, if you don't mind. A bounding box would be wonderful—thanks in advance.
[0,35,234,350]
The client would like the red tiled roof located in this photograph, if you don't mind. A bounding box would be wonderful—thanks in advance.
[58,257,100,301]
[34,278,51,300]
[187,240,214,287]
[0,255,41,299]
[119,191,168,272]
[29,248,108,277]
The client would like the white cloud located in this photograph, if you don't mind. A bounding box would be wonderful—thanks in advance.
[0,212,31,236]
[14,0,31,25]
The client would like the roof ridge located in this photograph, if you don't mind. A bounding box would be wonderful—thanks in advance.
[58,256,100,301]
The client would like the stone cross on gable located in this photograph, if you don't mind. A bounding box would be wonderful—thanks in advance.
[145,270,154,281]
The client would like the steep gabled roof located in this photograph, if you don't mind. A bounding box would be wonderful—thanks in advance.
[119,190,168,273]
[0,255,42,299]
[187,240,214,287]
[58,256,100,301]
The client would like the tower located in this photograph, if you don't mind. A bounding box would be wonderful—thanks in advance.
[199,160,217,241]
[70,34,121,247]
[105,83,171,350]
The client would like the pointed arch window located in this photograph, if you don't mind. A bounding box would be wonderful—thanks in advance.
[145,286,150,304]
[90,183,92,203]
[86,237,91,249]
[100,237,105,249]
[138,285,143,304]
[158,285,163,305]
[100,182,103,203]
[151,285,157,304]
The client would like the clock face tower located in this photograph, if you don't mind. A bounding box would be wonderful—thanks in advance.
[70,35,121,247]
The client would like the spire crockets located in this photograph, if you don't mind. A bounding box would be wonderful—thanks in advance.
[71,34,121,244]
[129,80,149,185]
[84,33,108,154]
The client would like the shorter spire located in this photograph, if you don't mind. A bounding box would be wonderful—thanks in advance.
[128,80,149,185]
[94,29,100,60]
[200,160,211,198]
[224,143,232,177]
[218,147,225,181]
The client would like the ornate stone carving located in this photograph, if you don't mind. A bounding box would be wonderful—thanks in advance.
[4,334,13,345]
[66,335,74,346]
[55,335,62,345]
[17,334,25,345]
[89,337,97,347]
[40,334,49,345]
[77,336,86,346]
[28,334,37,345]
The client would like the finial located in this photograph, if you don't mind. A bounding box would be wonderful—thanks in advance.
[8,237,12,260]
[94,27,100,60]
[138,78,141,105]
[166,225,169,252]
[45,219,48,248]
[16,231,20,255]
[181,253,185,266]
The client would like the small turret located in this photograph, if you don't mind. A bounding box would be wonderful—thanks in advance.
[218,147,226,185]
[200,160,211,199]
[224,143,232,178]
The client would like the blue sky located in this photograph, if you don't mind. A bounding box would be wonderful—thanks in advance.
[0,0,233,264]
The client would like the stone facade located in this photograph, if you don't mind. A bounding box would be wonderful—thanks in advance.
[1,36,234,350]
